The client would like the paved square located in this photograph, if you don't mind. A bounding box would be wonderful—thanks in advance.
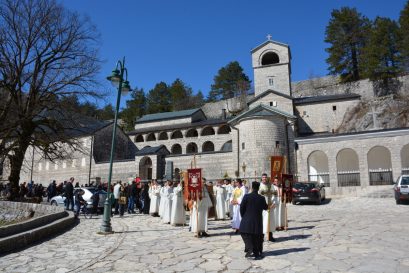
[1,197,408,273]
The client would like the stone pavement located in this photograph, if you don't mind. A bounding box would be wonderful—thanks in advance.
[1,196,409,273]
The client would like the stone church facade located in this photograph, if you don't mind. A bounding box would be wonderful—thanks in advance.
[4,38,409,196]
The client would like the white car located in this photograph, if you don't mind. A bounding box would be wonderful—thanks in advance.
[394,175,409,204]
[50,187,107,208]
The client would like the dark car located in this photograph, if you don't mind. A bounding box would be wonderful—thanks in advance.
[394,175,409,204]
[292,182,325,205]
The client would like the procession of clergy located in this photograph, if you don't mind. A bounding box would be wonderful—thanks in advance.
[147,173,286,240]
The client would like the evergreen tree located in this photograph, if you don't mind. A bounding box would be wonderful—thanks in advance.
[98,104,115,120]
[168,78,193,111]
[362,17,402,81]
[399,0,409,70]
[146,82,171,114]
[120,88,146,131]
[325,7,371,82]
[208,61,251,101]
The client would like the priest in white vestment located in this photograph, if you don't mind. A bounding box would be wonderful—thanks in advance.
[214,180,226,220]
[259,173,278,241]
[162,181,173,224]
[149,180,161,216]
[224,179,234,219]
[171,181,185,226]
[191,183,213,237]
[273,178,286,230]
[158,184,166,218]
[230,179,246,233]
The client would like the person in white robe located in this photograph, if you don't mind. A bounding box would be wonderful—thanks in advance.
[230,179,247,233]
[273,178,286,230]
[170,181,185,226]
[224,179,234,219]
[162,181,173,224]
[259,173,278,241]
[191,182,213,237]
[149,180,161,216]
[214,180,226,220]
[158,184,166,218]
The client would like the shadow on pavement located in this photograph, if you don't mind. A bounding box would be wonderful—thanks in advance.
[286,225,315,231]
[274,234,312,242]
[263,247,310,256]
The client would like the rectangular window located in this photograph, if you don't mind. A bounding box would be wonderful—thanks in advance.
[303,111,307,116]
[268,78,274,86]
[332,105,337,111]
[38,163,42,171]
[81,158,86,167]
[275,141,280,149]
[242,142,245,150]
[63,161,66,169]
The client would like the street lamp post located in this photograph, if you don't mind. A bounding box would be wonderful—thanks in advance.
[99,57,131,234]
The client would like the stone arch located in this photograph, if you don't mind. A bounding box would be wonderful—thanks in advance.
[134,134,144,142]
[367,146,393,185]
[158,132,168,140]
[171,130,183,139]
[336,148,360,187]
[171,144,182,155]
[186,142,198,154]
[218,125,231,134]
[261,51,280,65]
[185,129,198,138]
[139,156,152,181]
[201,126,215,136]
[220,140,232,152]
[307,150,330,186]
[202,141,215,152]
[146,133,156,141]
[401,144,409,174]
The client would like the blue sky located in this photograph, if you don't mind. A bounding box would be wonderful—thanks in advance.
[61,0,407,108]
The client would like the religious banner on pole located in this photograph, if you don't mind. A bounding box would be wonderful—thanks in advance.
[271,156,284,179]
[188,168,202,200]
[281,174,293,203]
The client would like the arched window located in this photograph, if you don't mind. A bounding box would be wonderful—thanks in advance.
[218,125,231,134]
[201,126,215,136]
[307,150,330,186]
[186,143,198,154]
[171,130,183,139]
[368,146,393,185]
[186,129,198,138]
[146,133,156,141]
[158,132,168,140]
[336,148,360,187]
[134,135,144,142]
[220,140,232,152]
[202,141,215,152]
[261,52,280,65]
[171,144,182,155]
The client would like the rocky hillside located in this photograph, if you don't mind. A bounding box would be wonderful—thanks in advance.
[336,94,409,133]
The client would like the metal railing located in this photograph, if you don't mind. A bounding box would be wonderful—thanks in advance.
[369,169,393,185]
[402,168,409,175]
[337,171,360,187]
[308,173,330,187]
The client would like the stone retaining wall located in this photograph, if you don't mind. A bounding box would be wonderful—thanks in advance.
[0,201,75,254]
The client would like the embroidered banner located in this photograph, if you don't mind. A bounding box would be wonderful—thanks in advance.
[271,156,284,179]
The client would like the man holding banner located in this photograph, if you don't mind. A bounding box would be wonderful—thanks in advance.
[259,173,277,242]
[188,169,213,238]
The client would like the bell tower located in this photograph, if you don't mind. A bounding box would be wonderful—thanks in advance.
[251,35,292,97]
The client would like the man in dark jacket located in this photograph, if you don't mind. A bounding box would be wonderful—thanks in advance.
[239,181,268,259]
[65,178,74,211]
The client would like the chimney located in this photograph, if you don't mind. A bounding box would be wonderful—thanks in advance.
[222,109,226,120]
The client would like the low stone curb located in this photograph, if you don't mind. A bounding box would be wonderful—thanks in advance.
[0,210,76,254]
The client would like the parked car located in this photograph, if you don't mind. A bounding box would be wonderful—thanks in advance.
[50,187,107,209]
[292,182,325,205]
[394,175,409,204]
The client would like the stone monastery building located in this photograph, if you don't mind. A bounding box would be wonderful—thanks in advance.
[6,38,409,196]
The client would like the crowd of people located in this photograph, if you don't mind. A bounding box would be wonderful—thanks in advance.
[1,172,287,259]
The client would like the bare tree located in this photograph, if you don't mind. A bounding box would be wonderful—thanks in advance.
[0,0,102,199]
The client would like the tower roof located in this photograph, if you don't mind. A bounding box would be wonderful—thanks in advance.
[251,39,289,53]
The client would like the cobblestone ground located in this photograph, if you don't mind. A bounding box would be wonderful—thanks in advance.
[1,197,408,273]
